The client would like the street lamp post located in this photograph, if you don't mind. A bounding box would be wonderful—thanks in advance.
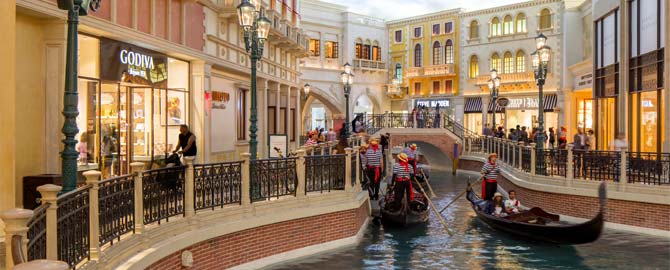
[487,69,501,132]
[57,0,102,193]
[340,63,354,138]
[237,0,271,160]
[532,33,551,175]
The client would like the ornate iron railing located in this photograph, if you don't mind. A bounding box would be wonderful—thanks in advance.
[521,146,532,173]
[193,162,243,211]
[627,152,670,185]
[351,153,358,187]
[250,158,298,201]
[537,149,567,177]
[305,155,346,193]
[27,203,49,261]
[98,174,135,247]
[575,150,620,181]
[57,186,91,269]
[469,137,483,153]
[142,166,185,225]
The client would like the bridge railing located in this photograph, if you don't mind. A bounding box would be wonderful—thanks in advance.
[6,147,363,269]
[466,136,670,186]
[361,113,478,141]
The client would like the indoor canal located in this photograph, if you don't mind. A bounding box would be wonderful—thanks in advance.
[269,143,670,270]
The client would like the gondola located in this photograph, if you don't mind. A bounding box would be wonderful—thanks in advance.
[466,182,606,245]
[378,181,429,226]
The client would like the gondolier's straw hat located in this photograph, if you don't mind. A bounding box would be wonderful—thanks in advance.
[369,138,379,145]
[493,192,503,198]
[488,153,498,160]
[410,143,417,148]
[398,152,408,162]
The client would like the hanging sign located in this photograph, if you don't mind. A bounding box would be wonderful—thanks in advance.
[100,38,168,87]
[415,99,450,108]
[505,97,540,109]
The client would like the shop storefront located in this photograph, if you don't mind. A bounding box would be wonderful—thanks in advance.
[414,98,453,117]
[594,9,619,150]
[76,35,190,177]
[500,95,558,132]
[464,97,483,134]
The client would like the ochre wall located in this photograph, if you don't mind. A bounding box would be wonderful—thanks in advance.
[459,159,670,231]
[147,202,370,270]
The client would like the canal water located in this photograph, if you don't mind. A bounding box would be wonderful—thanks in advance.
[269,143,670,270]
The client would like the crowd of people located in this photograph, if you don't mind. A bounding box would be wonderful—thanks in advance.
[410,105,444,128]
[483,124,606,151]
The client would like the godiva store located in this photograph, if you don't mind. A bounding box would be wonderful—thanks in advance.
[77,35,190,177]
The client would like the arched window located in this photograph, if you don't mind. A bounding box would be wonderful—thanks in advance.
[490,17,501,36]
[503,15,514,35]
[516,50,526,73]
[503,51,514,73]
[516,13,527,33]
[445,39,454,64]
[414,44,422,67]
[490,53,501,72]
[469,55,479,78]
[355,38,363,59]
[364,39,372,60]
[372,40,381,61]
[395,63,402,83]
[469,20,479,39]
[432,41,442,65]
[540,9,552,29]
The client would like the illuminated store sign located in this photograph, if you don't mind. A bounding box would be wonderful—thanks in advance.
[506,97,539,109]
[100,38,167,87]
[415,99,450,108]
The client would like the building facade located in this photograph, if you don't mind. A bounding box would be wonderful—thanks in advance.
[591,0,668,152]
[386,9,461,115]
[300,0,389,134]
[458,0,564,135]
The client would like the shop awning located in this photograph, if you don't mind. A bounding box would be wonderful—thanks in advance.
[464,97,482,113]
[544,94,558,112]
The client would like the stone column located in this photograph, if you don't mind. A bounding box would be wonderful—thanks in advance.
[240,153,251,205]
[258,78,269,159]
[345,148,353,192]
[530,143,537,176]
[296,150,306,197]
[130,162,145,234]
[83,171,102,261]
[319,143,326,155]
[37,184,61,260]
[183,157,196,217]
[518,142,524,170]
[353,146,361,186]
[0,208,33,269]
[190,60,206,163]
[0,0,17,231]
[566,145,574,187]
[287,87,292,147]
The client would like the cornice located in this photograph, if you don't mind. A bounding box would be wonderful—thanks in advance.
[459,0,563,18]
[302,0,347,13]
[387,8,462,26]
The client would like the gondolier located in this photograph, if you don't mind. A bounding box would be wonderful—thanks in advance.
[480,153,500,200]
[403,144,419,177]
[365,138,384,200]
[393,153,415,205]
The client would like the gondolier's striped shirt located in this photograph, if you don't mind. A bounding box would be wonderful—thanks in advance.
[403,148,418,160]
[365,149,383,167]
[481,162,500,180]
[392,163,414,179]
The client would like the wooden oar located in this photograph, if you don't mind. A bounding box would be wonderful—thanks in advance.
[414,178,453,236]
[438,176,483,214]
[419,168,437,198]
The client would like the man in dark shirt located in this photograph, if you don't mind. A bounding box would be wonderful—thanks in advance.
[174,124,197,157]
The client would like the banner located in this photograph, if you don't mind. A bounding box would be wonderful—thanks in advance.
[100,38,168,87]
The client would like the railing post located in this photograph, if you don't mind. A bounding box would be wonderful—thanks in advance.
[319,143,326,155]
[296,150,306,197]
[183,157,196,218]
[518,142,524,170]
[530,143,537,176]
[566,145,574,187]
[353,146,361,186]
[345,148,353,192]
[13,260,69,270]
[0,208,33,269]
[37,184,61,260]
[619,151,628,191]
[130,162,145,234]
[83,170,102,261]
[240,153,252,205]
[466,137,472,153]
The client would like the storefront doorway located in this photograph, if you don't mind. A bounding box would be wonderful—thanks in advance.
[596,97,616,150]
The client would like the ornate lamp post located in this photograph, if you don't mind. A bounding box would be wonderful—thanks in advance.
[303,83,311,101]
[487,69,501,131]
[237,0,271,160]
[57,0,102,192]
[531,33,551,175]
[340,63,354,138]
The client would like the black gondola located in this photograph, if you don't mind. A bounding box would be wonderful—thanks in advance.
[466,182,606,245]
[378,182,429,226]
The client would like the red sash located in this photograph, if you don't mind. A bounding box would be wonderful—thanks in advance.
[481,179,497,199]
[368,166,381,183]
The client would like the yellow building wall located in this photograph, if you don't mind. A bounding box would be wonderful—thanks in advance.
[0,0,17,234]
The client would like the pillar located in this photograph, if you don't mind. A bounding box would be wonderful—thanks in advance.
[0,0,17,234]
[296,150,306,197]
[345,148,352,192]
[258,78,269,158]
[130,162,144,234]
[287,87,293,148]
[202,63,213,163]
[566,145,574,187]
[518,142,524,170]
[353,146,361,186]
[183,157,195,217]
[617,0,630,137]
[240,153,251,205]
[0,208,33,269]
[619,150,628,191]
[530,143,537,176]
[83,171,101,260]
[190,60,206,163]
[36,184,61,260]
[482,95,489,129]
[665,0,670,152]
[319,143,325,155]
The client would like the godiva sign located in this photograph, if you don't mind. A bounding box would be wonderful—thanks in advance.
[100,38,168,87]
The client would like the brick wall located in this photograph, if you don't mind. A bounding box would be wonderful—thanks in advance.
[459,159,670,231]
[147,202,370,270]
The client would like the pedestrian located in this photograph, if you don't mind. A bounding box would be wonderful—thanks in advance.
[611,133,627,151]
[480,153,500,201]
[327,128,337,142]
[365,138,384,200]
[558,127,568,149]
[548,127,556,149]
[573,128,586,150]
[174,124,197,158]
[483,123,492,136]
[417,106,425,128]
[587,130,595,150]
[520,126,529,143]
[317,128,326,143]
[434,104,441,128]
[509,128,518,141]
[304,131,319,147]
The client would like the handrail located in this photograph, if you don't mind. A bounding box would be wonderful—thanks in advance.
[359,113,478,141]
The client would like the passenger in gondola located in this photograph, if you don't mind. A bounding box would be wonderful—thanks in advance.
[365,138,384,200]
[485,193,509,217]
[403,143,419,177]
[504,190,522,214]
[392,153,414,207]
[480,153,500,200]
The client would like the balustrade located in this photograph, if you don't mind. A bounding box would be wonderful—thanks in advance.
[305,154,346,193]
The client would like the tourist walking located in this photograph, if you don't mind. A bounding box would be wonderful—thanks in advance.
[587,130,595,150]
[327,128,337,142]
[434,104,441,128]
[365,138,384,200]
[548,127,556,149]
[480,153,500,201]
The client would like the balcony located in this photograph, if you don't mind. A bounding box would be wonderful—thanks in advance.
[475,71,535,87]
[353,59,386,71]
[385,84,408,98]
[406,64,455,77]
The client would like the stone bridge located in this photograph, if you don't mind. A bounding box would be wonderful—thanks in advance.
[378,128,463,160]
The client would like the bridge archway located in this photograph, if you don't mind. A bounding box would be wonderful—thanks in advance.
[301,85,344,134]
[388,130,462,163]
